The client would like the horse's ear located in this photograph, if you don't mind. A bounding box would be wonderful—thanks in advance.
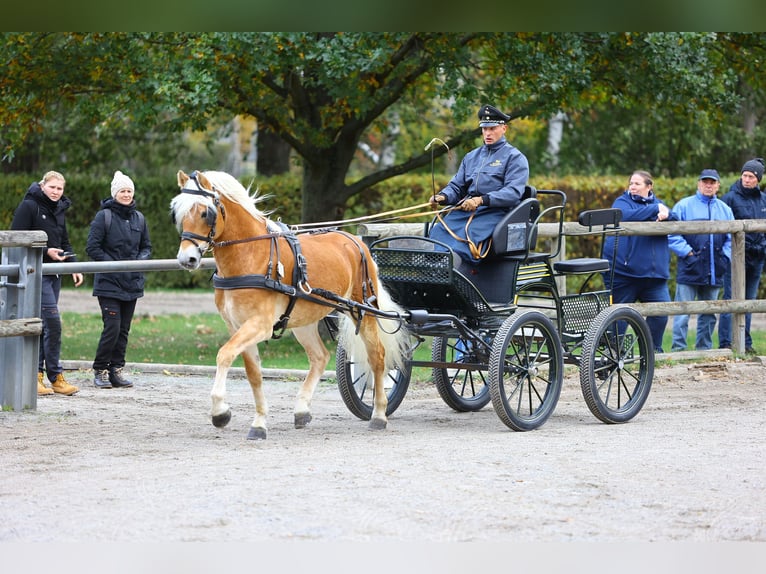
[177,170,189,188]
[197,171,212,191]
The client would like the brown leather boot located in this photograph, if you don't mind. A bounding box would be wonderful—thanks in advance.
[51,373,79,396]
[38,372,54,396]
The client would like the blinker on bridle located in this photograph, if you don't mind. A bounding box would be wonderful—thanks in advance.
[178,170,226,255]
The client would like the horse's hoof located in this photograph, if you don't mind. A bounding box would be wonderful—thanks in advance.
[368,417,387,431]
[212,409,232,428]
[247,427,267,440]
[294,412,313,429]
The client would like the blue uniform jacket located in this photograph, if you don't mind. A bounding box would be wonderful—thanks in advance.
[668,191,734,287]
[429,137,529,263]
[602,190,676,280]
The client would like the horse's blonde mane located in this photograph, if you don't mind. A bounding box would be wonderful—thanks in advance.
[170,170,268,232]
[201,170,267,221]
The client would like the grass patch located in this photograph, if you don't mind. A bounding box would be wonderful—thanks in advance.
[62,312,434,375]
[63,312,321,370]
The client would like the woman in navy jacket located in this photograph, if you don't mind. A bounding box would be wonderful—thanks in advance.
[602,170,677,353]
[86,171,151,389]
[11,170,83,396]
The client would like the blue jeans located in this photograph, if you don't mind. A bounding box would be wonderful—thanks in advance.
[672,283,720,351]
[38,274,63,380]
[718,258,765,348]
[606,274,670,353]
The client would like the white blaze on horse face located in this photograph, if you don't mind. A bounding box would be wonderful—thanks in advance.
[177,241,203,270]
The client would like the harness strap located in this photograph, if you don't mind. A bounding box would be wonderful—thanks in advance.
[434,206,492,260]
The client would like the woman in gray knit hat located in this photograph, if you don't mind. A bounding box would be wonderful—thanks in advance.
[718,157,766,353]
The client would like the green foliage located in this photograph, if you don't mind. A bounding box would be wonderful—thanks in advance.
[3,32,763,224]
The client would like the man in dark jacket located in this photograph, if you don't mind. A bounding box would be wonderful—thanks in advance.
[718,157,766,354]
[11,171,83,396]
[86,170,152,389]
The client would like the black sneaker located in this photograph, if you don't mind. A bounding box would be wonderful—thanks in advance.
[745,347,758,355]
[93,369,112,389]
[109,367,134,388]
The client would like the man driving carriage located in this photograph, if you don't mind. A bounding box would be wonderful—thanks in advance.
[429,104,530,266]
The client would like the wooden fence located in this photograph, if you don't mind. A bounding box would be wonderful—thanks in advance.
[359,219,766,354]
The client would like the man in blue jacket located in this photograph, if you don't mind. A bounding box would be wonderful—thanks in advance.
[668,169,735,351]
[429,104,529,266]
[717,157,766,354]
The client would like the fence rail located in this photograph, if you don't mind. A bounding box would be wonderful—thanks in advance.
[359,218,766,354]
[3,217,766,410]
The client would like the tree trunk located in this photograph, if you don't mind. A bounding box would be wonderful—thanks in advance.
[301,160,350,224]
[257,127,291,176]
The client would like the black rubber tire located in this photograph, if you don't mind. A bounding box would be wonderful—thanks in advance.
[336,343,411,421]
[580,305,654,424]
[489,310,564,431]
[432,335,492,412]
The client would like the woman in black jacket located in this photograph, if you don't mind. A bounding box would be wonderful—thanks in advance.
[86,170,152,389]
[11,170,83,396]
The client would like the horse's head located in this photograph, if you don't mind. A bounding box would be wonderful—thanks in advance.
[171,170,223,270]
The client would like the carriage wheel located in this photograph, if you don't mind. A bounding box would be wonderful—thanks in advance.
[335,342,411,421]
[489,310,564,431]
[580,305,654,424]
[432,335,492,412]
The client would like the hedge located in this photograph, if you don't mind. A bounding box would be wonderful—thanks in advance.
[0,171,744,292]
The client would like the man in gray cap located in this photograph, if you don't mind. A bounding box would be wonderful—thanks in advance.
[428,104,529,266]
[668,169,735,352]
[718,157,766,353]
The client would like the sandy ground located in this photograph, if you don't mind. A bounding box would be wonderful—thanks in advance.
[2,353,765,543]
[2,289,764,545]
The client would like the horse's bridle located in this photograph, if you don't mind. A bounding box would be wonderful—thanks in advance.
[178,170,226,257]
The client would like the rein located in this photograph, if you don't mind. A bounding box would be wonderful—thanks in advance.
[433,204,492,260]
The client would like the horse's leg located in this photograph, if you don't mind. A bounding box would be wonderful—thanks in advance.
[241,347,268,440]
[211,319,270,438]
[291,323,331,429]
[358,318,389,430]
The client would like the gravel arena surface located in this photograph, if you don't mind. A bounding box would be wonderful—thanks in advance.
[2,290,766,557]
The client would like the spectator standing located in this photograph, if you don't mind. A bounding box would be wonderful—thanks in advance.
[602,170,677,353]
[718,157,766,354]
[668,169,734,351]
[11,170,82,396]
[86,171,152,389]
[429,104,529,266]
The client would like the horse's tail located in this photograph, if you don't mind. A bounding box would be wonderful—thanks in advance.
[337,279,409,373]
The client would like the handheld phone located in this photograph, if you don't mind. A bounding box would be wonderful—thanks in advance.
[60,251,76,258]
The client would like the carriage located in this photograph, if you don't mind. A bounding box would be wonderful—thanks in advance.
[172,170,653,439]
[335,186,655,431]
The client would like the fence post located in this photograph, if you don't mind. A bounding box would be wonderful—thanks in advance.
[730,230,746,354]
[1,232,45,411]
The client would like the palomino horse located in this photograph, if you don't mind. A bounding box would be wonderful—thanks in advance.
[171,170,409,439]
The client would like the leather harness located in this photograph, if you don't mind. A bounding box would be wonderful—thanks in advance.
[178,172,384,339]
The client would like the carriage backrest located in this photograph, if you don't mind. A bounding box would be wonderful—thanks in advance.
[489,185,540,257]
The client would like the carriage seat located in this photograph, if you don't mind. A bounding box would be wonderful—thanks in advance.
[489,185,550,262]
[552,208,621,275]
